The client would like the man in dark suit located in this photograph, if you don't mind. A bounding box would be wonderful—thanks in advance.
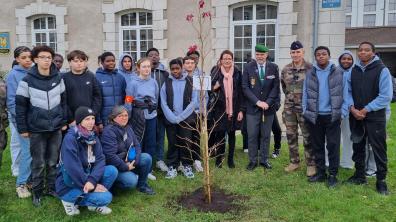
[242,44,280,171]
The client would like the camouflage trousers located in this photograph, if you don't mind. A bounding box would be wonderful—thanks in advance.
[282,108,315,166]
[0,130,8,169]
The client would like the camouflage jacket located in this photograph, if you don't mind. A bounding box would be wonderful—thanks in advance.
[281,60,312,112]
[0,77,8,131]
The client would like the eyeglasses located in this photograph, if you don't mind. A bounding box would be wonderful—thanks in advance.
[37,56,52,61]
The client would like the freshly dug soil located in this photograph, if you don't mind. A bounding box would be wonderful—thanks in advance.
[176,187,247,213]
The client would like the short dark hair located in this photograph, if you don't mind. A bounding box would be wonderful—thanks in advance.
[31,45,55,59]
[67,50,89,62]
[169,58,183,68]
[314,46,331,56]
[182,56,195,64]
[99,51,115,63]
[146,48,159,56]
[186,50,200,57]
[359,41,375,52]
[54,53,64,60]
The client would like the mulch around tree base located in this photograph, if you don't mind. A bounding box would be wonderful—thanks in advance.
[176,187,247,213]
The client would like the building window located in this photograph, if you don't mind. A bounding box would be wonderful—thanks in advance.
[345,0,353,27]
[346,0,396,27]
[386,0,396,25]
[31,16,57,51]
[231,3,277,71]
[119,11,153,60]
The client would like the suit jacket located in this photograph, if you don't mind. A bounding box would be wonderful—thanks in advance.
[242,60,280,115]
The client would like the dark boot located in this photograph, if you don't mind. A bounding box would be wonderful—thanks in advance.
[227,150,235,168]
[215,156,223,168]
[32,191,42,207]
[376,180,389,195]
[345,173,368,185]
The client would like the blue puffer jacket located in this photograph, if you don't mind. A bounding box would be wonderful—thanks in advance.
[95,68,126,125]
[101,123,142,172]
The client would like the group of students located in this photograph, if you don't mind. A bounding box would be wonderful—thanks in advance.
[0,39,393,216]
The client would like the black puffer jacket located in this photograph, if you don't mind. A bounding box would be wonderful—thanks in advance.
[16,64,67,133]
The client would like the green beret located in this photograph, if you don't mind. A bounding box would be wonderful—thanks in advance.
[255,44,269,53]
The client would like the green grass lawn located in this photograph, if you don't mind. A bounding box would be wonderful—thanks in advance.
[1,105,396,222]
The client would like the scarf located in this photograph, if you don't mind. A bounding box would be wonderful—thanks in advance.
[76,125,96,145]
[221,65,234,117]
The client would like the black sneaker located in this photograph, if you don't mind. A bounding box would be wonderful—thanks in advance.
[259,161,272,169]
[327,175,338,188]
[376,180,389,196]
[272,149,280,159]
[308,173,327,183]
[246,162,257,171]
[138,185,155,195]
[32,192,41,207]
[345,175,368,185]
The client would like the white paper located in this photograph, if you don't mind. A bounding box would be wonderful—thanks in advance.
[193,75,211,91]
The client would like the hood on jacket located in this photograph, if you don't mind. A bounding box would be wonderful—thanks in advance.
[338,50,355,71]
[356,55,381,70]
[169,72,188,81]
[27,63,59,79]
[118,54,134,74]
[313,61,334,72]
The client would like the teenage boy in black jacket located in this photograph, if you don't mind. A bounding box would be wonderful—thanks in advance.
[16,45,68,207]
[63,50,102,126]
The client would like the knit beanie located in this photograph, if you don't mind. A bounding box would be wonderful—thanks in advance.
[75,106,95,124]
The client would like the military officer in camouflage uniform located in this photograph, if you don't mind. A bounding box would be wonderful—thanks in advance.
[282,41,315,176]
[0,75,8,169]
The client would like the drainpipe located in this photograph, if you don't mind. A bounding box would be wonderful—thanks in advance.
[313,0,319,58]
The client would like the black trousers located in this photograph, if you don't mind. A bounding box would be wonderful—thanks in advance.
[272,114,282,150]
[165,124,193,168]
[211,130,236,163]
[307,115,341,176]
[30,130,62,193]
[352,120,387,180]
[241,111,248,150]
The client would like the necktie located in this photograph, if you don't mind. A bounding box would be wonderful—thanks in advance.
[259,65,265,83]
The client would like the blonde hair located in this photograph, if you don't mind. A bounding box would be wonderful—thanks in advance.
[136,57,151,76]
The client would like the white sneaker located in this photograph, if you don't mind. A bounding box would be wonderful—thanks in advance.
[156,160,169,172]
[165,167,178,179]
[61,200,80,216]
[193,160,203,172]
[148,172,157,181]
[243,149,248,153]
[182,166,195,179]
[88,206,112,215]
[16,185,31,198]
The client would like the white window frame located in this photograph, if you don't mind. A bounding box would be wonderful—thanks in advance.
[31,15,57,51]
[385,0,396,25]
[118,11,153,61]
[230,2,278,70]
[346,0,396,27]
[345,0,354,27]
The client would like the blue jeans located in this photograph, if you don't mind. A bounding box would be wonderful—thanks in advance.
[16,128,31,186]
[143,118,157,168]
[9,120,21,176]
[156,116,166,161]
[114,153,152,189]
[60,165,118,207]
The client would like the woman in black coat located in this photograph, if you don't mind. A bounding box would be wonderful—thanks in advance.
[208,50,245,168]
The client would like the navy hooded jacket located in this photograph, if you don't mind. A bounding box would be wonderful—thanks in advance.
[55,127,107,197]
[101,123,142,172]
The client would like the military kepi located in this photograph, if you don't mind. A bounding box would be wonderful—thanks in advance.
[290,41,303,50]
[255,44,269,53]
